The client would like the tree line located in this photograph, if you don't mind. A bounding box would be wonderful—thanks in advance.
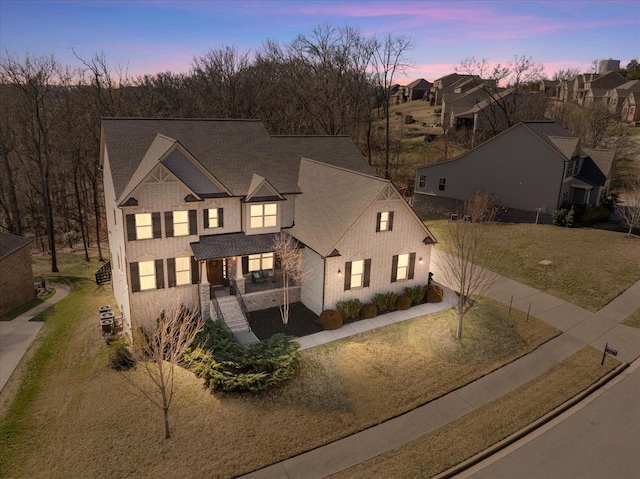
[0,24,412,272]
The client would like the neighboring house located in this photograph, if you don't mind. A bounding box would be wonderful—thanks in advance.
[579,71,627,105]
[413,121,615,220]
[603,80,640,118]
[428,73,483,105]
[101,118,436,333]
[405,78,433,101]
[0,232,35,314]
[621,91,640,124]
[451,88,528,135]
[440,85,492,127]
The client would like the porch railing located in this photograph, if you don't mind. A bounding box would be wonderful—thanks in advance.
[209,285,225,323]
[230,278,251,321]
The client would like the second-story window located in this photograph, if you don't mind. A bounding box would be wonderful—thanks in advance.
[250,203,277,228]
[135,213,153,239]
[173,211,189,236]
[205,208,224,228]
[418,175,426,188]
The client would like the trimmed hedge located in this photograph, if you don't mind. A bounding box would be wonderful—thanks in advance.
[319,310,343,330]
[372,292,398,313]
[404,285,426,305]
[336,299,363,321]
[361,303,377,319]
[396,295,412,310]
[426,284,444,303]
[184,320,300,392]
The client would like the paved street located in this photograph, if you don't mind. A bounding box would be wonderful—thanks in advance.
[461,359,640,479]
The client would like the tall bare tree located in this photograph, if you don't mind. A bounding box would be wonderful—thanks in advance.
[126,302,204,439]
[0,54,73,272]
[273,232,305,324]
[437,192,502,339]
[617,175,640,237]
[371,34,413,179]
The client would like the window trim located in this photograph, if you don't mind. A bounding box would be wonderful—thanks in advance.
[250,203,277,229]
[391,253,416,283]
[248,252,274,272]
[344,259,371,291]
[376,211,394,232]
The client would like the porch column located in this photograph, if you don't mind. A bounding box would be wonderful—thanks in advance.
[201,261,209,285]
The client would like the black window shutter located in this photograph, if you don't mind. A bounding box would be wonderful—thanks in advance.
[189,210,197,235]
[152,212,162,238]
[376,212,381,232]
[408,253,416,280]
[155,259,164,289]
[388,211,394,231]
[167,258,176,288]
[165,211,174,237]
[191,256,199,284]
[364,259,371,288]
[126,214,136,241]
[391,255,398,282]
[130,262,140,292]
[242,256,249,274]
[218,208,224,227]
[203,209,209,229]
[344,261,352,291]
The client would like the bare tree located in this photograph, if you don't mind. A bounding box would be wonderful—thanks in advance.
[125,302,204,439]
[457,55,545,137]
[617,175,640,237]
[553,68,581,81]
[437,192,502,339]
[371,34,413,179]
[273,232,305,324]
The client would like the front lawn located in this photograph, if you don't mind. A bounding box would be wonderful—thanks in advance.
[0,267,558,479]
[426,221,640,312]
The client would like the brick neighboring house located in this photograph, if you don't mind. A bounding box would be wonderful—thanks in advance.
[101,118,436,333]
[413,121,615,221]
[0,232,35,314]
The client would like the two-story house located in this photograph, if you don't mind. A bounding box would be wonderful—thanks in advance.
[413,121,614,221]
[101,118,436,333]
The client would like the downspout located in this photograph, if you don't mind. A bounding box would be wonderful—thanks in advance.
[321,256,327,312]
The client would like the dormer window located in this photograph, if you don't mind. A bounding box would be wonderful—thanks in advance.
[250,203,277,228]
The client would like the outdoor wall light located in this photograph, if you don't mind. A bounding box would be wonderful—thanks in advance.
[418,257,423,264]
[337,269,342,276]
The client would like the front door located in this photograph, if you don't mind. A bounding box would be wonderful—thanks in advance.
[206,259,224,285]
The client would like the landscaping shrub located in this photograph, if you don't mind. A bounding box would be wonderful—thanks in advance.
[319,310,343,330]
[425,284,444,303]
[404,285,426,305]
[336,298,363,321]
[552,207,575,227]
[106,334,135,371]
[582,205,611,224]
[372,292,399,313]
[396,295,412,310]
[184,320,300,392]
[361,303,377,319]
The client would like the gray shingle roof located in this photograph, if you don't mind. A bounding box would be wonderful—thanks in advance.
[0,232,32,260]
[190,232,280,261]
[102,119,374,203]
[289,158,390,257]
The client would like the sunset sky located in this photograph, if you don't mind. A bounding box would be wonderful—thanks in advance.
[1,0,638,82]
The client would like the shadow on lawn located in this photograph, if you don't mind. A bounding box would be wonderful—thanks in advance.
[248,302,322,340]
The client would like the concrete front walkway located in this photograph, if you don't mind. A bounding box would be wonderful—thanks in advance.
[242,255,640,479]
[0,283,70,393]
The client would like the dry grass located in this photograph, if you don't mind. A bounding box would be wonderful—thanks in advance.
[334,347,620,479]
[0,253,558,479]
[427,221,640,312]
[622,308,640,329]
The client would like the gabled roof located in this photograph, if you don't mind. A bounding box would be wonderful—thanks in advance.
[101,119,375,201]
[548,136,580,160]
[0,232,32,260]
[581,147,615,185]
[245,174,284,202]
[407,78,432,89]
[191,232,280,261]
[290,159,434,257]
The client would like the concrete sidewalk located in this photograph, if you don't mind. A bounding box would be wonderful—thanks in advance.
[242,257,640,478]
[0,283,70,393]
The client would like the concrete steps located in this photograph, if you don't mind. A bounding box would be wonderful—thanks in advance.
[215,296,251,333]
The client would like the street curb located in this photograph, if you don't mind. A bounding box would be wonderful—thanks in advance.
[432,361,630,479]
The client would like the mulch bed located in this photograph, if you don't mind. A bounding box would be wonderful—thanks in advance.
[248,302,322,340]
